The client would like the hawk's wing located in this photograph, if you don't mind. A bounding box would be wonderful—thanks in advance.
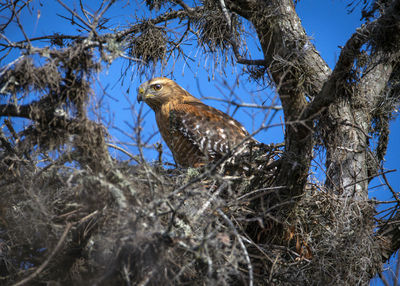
[169,101,253,163]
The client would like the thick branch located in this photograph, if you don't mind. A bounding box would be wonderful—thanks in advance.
[302,26,369,121]
[228,0,331,98]
[0,103,35,120]
[228,0,330,197]
[303,0,400,121]
[319,0,399,198]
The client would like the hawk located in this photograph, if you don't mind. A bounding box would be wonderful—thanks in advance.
[137,77,257,168]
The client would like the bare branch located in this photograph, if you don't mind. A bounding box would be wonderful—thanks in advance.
[218,209,253,286]
[303,0,400,121]
[13,223,72,286]
[381,168,400,204]
[11,2,31,46]
[106,143,141,163]
[174,0,194,13]
[95,0,116,25]
[56,0,92,30]
[201,96,282,110]
[0,103,37,120]
[219,0,266,66]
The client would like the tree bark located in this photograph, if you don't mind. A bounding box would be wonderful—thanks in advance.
[228,0,331,198]
[324,60,393,199]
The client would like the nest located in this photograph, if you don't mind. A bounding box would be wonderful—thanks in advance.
[281,187,381,285]
[0,141,285,285]
[129,24,167,64]
[191,1,242,53]
[0,131,383,285]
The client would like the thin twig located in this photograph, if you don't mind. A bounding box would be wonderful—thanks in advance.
[218,0,266,66]
[96,0,116,24]
[106,143,140,163]
[0,55,23,77]
[381,167,400,204]
[79,0,92,24]
[11,2,31,46]
[4,119,19,142]
[378,272,391,286]
[217,209,253,286]
[120,54,146,64]
[342,169,396,190]
[201,96,282,110]
[175,0,194,13]
[193,182,227,222]
[56,0,92,29]
[78,210,99,224]
[13,223,72,286]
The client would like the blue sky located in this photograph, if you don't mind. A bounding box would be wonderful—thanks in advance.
[2,0,400,284]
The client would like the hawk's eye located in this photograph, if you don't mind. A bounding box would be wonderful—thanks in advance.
[152,84,162,91]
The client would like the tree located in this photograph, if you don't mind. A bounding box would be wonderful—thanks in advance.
[0,0,399,285]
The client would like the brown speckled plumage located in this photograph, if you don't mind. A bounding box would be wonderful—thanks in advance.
[137,77,256,167]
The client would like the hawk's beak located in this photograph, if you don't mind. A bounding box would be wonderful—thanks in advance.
[137,87,145,102]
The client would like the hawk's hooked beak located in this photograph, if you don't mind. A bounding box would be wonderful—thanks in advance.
[137,87,145,102]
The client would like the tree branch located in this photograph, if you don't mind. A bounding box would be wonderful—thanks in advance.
[228,0,331,97]
[116,8,199,41]
[0,103,37,120]
[201,96,282,110]
[227,0,330,198]
[14,223,72,286]
[302,0,400,121]
[56,0,92,30]
[174,0,194,13]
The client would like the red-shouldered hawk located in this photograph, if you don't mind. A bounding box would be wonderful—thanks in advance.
[137,77,257,167]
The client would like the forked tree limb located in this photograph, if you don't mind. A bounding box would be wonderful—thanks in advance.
[226,0,400,265]
[226,0,330,197]
[303,0,400,121]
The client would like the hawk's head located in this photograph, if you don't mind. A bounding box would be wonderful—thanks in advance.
[137,77,196,110]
